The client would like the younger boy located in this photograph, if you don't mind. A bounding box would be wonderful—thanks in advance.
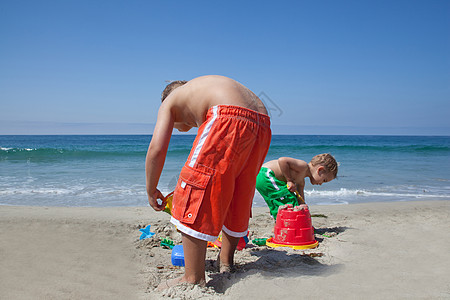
[256,154,338,219]
[145,75,271,288]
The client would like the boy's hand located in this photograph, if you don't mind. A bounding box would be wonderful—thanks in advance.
[148,189,166,211]
[286,181,296,192]
[286,182,306,204]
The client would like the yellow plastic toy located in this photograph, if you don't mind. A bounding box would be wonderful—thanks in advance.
[266,237,318,250]
[163,191,174,215]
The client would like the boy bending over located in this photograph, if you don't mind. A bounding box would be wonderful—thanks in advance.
[145,75,271,288]
[256,154,338,219]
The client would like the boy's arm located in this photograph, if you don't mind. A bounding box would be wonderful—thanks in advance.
[297,179,306,204]
[145,105,174,211]
[278,157,308,203]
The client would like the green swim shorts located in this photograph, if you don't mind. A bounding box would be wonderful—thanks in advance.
[255,167,299,219]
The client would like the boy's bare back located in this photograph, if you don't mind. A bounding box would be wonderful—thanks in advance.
[263,158,309,186]
[161,75,268,129]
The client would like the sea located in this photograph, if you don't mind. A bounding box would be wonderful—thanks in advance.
[1,135,449,207]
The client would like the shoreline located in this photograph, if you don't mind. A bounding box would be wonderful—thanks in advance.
[3,195,450,209]
[1,200,450,299]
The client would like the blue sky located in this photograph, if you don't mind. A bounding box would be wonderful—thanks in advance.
[1,0,449,135]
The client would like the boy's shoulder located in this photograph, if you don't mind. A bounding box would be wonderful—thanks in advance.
[280,157,308,166]
[280,157,309,177]
[162,85,212,125]
[291,157,307,164]
[291,158,309,171]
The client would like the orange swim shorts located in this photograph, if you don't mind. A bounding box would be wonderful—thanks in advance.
[170,105,271,241]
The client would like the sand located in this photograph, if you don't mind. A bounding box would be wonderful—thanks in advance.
[1,200,450,299]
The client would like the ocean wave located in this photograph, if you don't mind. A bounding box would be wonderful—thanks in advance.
[0,146,191,160]
[1,147,35,151]
[2,185,448,199]
[269,144,450,153]
[0,147,147,160]
[305,188,450,199]
[3,185,449,207]
[0,186,147,197]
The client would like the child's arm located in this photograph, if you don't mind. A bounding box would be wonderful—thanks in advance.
[278,157,308,204]
[296,179,306,204]
[278,157,298,189]
[145,104,174,211]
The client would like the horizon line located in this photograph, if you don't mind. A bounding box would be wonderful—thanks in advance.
[0,121,449,136]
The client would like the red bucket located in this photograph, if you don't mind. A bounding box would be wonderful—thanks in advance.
[266,205,318,250]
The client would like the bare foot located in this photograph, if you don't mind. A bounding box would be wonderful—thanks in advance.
[157,276,205,291]
[157,276,184,291]
[219,263,233,273]
[216,254,234,273]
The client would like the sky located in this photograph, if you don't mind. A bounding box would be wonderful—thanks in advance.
[1,0,449,135]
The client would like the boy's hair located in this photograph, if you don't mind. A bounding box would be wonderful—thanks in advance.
[161,80,187,102]
[310,153,338,178]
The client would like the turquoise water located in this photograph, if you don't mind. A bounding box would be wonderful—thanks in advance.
[1,135,449,207]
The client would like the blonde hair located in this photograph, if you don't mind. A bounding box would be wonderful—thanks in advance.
[310,153,338,178]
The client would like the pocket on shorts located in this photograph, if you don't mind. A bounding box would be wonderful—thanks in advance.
[172,164,213,224]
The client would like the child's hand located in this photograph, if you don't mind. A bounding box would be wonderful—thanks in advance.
[148,188,166,211]
[287,182,305,204]
[286,181,296,192]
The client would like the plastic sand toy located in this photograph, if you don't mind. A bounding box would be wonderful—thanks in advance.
[252,238,268,246]
[163,192,174,215]
[139,225,155,240]
[212,233,249,250]
[171,245,185,267]
[266,204,318,250]
[160,238,175,249]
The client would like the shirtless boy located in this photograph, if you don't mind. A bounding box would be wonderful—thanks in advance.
[145,75,271,288]
[256,154,338,219]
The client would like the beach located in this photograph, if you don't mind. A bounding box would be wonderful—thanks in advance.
[1,200,449,299]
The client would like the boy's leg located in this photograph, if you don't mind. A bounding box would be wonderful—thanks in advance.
[218,231,240,272]
[158,232,207,290]
[181,232,208,284]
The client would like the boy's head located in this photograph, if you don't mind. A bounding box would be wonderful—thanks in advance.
[310,153,338,180]
[161,80,187,102]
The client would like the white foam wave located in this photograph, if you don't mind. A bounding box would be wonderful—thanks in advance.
[4,187,440,199]
[2,186,449,207]
[0,186,147,197]
[0,147,35,151]
[306,188,365,197]
[305,188,450,199]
